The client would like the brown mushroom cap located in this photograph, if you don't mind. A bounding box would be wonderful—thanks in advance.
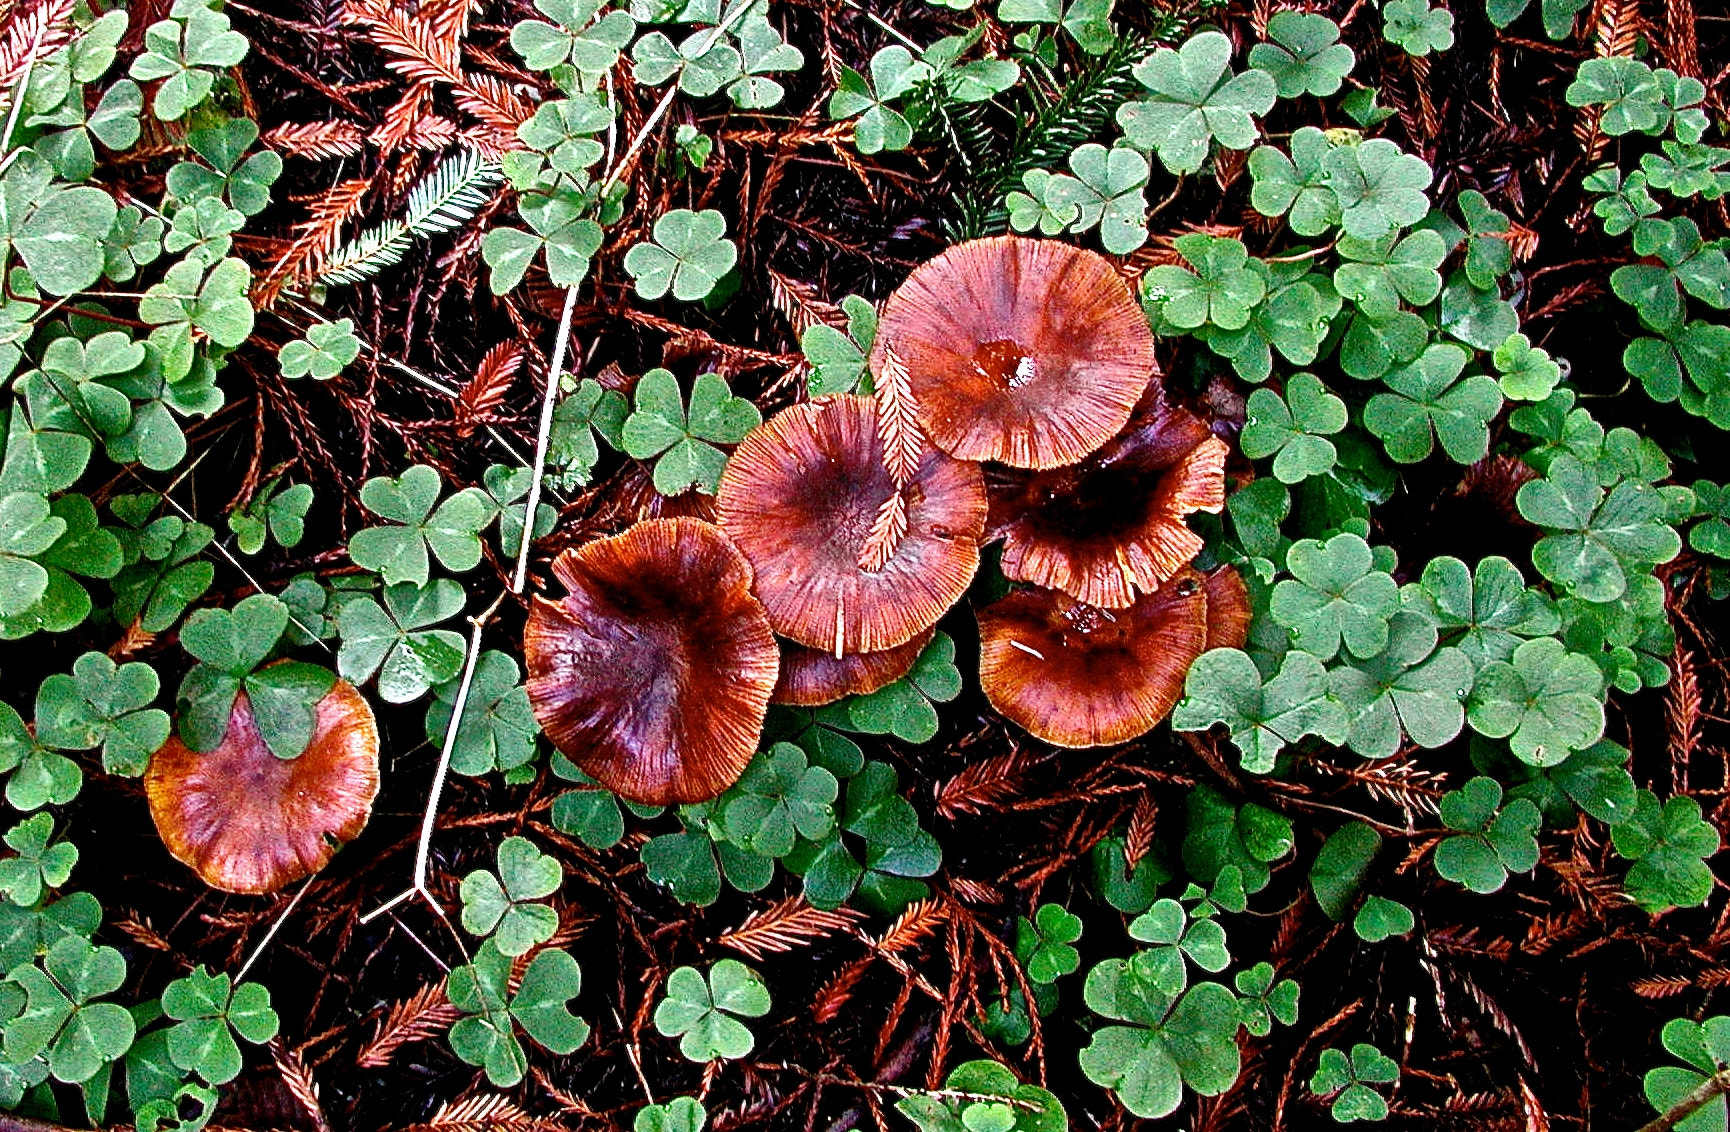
[988,393,1228,609]
[717,395,985,655]
[1202,565,1251,651]
[977,571,1210,748]
[145,679,380,895]
[870,236,1156,470]
[524,518,777,805]
[772,628,934,707]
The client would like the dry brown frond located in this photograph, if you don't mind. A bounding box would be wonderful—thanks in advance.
[767,270,846,339]
[272,1042,331,1132]
[265,120,367,160]
[718,897,865,961]
[357,984,462,1068]
[934,746,1047,820]
[856,489,908,574]
[874,346,923,487]
[454,341,525,437]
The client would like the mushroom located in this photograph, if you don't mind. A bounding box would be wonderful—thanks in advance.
[717,395,985,655]
[145,678,380,895]
[870,236,1156,470]
[977,570,1210,748]
[524,517,778,805]
[771,629,934,707]
[1202,565,1251,651]
[987,392,1228,609]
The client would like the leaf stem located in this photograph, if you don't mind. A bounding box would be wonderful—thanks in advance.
[1637,1069,1730,1132]
[360,588,508,924]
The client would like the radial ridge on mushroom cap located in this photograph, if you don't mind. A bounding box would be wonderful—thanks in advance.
[988,393,1228,609]
[772,628,934,707]
[718,395,986,655]
[524,518,778,806]
[145,679,380,895]
[871,235,1156,470]
[978,571,1210,749]
[1202,565,1251,651]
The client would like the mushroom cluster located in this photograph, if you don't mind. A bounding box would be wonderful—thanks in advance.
[524,235,1243,804]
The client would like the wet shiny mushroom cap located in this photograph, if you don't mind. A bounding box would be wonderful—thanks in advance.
[988,393,1228,609]
[717,395,986,655]
[771,628,934,707]
[977,571,1210,748]
[524,517,778,806]
[145,679,380,895]
[871,236,1156,470]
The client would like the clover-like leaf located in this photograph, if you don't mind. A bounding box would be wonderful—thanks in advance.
[620,369,760,496]
[1174,648,1345,774]
[1021,904,1083,984]
[1117,31,1276,174]
[1312,1044,1399,1122]
[1249,12,1354,98]
[1241,373,1346,483]
[1517,453,1682,602]
[626,205,733,301]
[1330,611,1473,760]
[1045,142,1150,254]
[1248,127,1341,235]
[653,960,770,1062]
[162,966,279,1085]
[460,836,563,956]
[1613,790,1719,912]
[1079,961,1240,1119]
[1383,0,1454,56]
[1270,533,1401,661]
[427,650,540,778]
[1364,342,1504,465]
[34,650,169,776]
[1492,332,1563,401]
[1143,234,1268,331]
[829,46,932,154]
[1325,140,1434,241]
[1413,554,1559,667]
[1333,229,1447,319]
[350,464,492,587]
[1467,636,1605,766]
[1434,776,1542,893]
[0,814,77,907]
[279,318,361,381]
[336,578,466,704]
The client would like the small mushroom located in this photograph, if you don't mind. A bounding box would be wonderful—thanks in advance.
[870,236,1156,470]
[145,679,380,895]
[1202,565,1251,651]
[771,629,934,707]
[977,571,1210,748]
[524,517,778,805]
[717,395,985,655]
[988,393,1228,609]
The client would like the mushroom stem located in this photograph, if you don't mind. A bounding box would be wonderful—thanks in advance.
[361,588,509,924]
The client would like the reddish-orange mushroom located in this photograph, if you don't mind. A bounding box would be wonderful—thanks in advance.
[717,395,985,655]
[524,518,777,805]
[145,679,379,895]
[987,393,1228,609]
[977,571,1210,748]
[1202,565,1251,651]
[869,236,1156,470]
[772,629,934,707]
